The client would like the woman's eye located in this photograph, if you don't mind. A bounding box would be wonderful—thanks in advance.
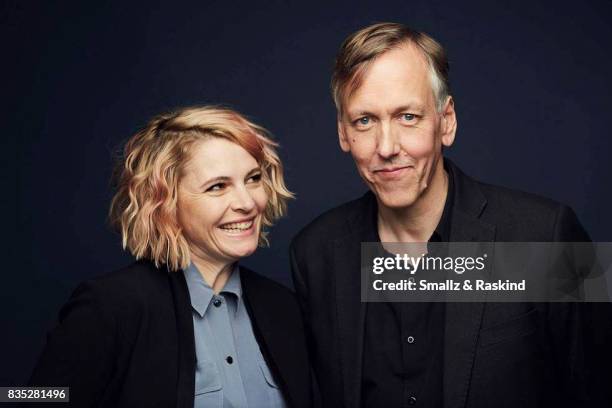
[206,183,226,192]
[248,173,262,183]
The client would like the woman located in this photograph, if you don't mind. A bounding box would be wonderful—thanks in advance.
[30,106,312,408]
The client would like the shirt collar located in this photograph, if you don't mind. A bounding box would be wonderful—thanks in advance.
[183,262,242,318]
[221,264,242,298]
[431,160,455,243]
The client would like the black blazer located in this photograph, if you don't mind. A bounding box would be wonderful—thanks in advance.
[290,159,612,408]
[30,260,312,408]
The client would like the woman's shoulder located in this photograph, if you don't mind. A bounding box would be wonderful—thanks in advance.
[67,260,177,317]
[240,265,293,295]
[239,265,295,297]
[86,259,168,290]
[90,259,170,286]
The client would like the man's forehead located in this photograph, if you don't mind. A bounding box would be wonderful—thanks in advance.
[341,44,434,116]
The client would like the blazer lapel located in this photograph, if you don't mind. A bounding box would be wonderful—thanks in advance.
[334,193,377,408]
[443,160,496,408]
[240,267,310,408]
[335,236,367,408]
[167,269,196,408]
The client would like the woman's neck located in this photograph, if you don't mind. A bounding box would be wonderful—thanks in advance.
[190,253,235,294]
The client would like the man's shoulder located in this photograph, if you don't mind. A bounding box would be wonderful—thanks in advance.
[469,179,586,241]
[448,159,564,218]
[477,181,563,215]
[291,193,372,249]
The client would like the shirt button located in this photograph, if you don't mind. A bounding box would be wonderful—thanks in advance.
[408,395,417,405]
[226,356,233,364]
[407,336,415,344]
[213,298,222,307]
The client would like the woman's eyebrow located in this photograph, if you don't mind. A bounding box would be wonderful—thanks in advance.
[200,176,230,189]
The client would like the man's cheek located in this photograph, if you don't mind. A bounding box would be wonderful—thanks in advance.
[404,140,435,157]
[352,152,373,169]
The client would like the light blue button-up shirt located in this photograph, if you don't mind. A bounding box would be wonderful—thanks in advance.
[184,263,287,408]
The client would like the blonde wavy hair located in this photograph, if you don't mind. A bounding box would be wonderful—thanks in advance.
[109,106,294,271]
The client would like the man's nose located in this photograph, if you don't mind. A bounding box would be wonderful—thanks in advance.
[230,185,257,213]
[376,122,400,159]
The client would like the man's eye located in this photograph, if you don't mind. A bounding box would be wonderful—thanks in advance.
[206,183,226,192]
[402,113,416,121]
[356,116,370,126]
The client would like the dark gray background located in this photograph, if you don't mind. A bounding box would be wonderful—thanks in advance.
[3,0,612,386]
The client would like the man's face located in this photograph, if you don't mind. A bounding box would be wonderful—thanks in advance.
[338,43,456,210]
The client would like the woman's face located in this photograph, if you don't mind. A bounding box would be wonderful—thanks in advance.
[177,138,268,267]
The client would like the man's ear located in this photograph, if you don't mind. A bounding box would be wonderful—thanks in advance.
[338,116,351,152]
[440,96,457,148]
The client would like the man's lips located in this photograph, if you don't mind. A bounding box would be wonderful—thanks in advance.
[375,166,411,173]
[373,165,412,179]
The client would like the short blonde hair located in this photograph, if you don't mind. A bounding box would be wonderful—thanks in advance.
[109,106,293,271]
[331,22,450,115]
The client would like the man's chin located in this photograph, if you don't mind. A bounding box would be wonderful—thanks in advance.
[374,188,419,210]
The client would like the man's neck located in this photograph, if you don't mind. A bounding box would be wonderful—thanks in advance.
[377,162,449,243]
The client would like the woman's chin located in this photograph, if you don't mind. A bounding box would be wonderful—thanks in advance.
[221,241,259,261]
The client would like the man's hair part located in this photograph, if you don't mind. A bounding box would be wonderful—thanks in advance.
[331,22,451,115]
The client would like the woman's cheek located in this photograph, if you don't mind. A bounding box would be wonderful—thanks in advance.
[255,187,269,211]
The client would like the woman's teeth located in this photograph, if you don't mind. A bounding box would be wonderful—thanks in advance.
[220,220,254,231]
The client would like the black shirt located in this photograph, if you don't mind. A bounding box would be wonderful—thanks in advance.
[361,167,454,408]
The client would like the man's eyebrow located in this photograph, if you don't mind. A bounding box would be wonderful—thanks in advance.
[346,109,376,119]
[392,104,425,114]
[346,103,426,119]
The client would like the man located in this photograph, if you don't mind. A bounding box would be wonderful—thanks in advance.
[290,23,611,407]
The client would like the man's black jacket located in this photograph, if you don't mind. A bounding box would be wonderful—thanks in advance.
[290,159,612,408]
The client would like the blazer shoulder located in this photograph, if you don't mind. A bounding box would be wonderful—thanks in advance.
[478,181,563,214]
[291,192,372,249]
[240,266,296,303]
[476,181,587,240]
[240,267,305,338]
[71,260,173,318]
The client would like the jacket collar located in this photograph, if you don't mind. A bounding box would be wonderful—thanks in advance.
[443,159,494,408]
[167,265,197,408]
[241,266,310,408]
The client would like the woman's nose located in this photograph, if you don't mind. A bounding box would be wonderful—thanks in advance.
[230,185,256,213]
